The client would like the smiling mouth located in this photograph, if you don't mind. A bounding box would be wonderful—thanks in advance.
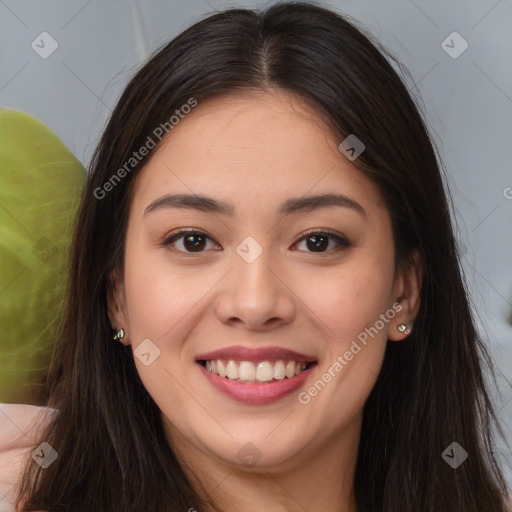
[198,359,318,384]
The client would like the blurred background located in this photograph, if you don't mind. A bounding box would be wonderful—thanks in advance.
[0,0,511,484]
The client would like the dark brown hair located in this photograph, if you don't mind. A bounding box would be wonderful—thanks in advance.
[17,1,511,511]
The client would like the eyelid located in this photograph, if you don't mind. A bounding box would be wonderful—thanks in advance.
[293,228,351,254]
[161,228,220,253]
[296,227,349,243]
[161,227,351,254]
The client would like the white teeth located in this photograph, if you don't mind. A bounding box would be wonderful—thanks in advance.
[226,360,238,379]
[256,361,274,382]
[285,361,295,378]
[238,361,256,381]
[203,359,311,383]
[273,360,286,380]
[217,360,226,378]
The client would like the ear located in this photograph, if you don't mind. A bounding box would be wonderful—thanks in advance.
[107,267,130,345]
[388,248,423,341]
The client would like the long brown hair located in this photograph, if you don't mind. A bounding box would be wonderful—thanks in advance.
[17,2,511,510]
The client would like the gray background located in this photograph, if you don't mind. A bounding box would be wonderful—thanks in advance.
[1,0,511,486]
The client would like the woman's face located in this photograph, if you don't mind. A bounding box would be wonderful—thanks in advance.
[110,90,421,475]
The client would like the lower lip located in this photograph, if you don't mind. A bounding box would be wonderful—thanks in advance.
[198,363,315,405]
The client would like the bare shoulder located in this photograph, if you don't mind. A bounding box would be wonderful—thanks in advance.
[0,403,57,512]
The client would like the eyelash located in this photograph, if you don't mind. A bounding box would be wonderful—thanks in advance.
[161,228,351,256]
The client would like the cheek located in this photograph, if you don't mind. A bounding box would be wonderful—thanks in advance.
[299,256,395,341]
[297,263,393,424]
[121,248,202,411]
[122,238,206,342]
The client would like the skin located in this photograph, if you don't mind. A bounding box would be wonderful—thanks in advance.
[109,89,422,511]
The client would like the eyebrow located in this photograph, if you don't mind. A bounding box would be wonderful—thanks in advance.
[144,192,367,220]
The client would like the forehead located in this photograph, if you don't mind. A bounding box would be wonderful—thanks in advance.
[157,90,340,163]
[130,90,386,217]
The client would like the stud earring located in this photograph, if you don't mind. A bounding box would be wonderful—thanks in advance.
[113,328,125,341]
[397,321,414,335]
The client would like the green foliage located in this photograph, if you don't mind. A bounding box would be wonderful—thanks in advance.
[0,109,86,404]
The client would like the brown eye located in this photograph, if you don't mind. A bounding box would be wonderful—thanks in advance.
[162,228,350,256]
[162,230,219,253]
[294,230,351,254]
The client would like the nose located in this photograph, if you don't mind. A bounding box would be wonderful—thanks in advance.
[215,245,296,331]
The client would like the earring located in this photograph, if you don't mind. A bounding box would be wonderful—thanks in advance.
[113,328,125,341]
[397,322,413,335]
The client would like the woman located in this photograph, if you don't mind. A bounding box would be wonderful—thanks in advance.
[1,1,510,511]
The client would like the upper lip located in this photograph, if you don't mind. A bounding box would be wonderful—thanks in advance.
[195,345,316,363]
